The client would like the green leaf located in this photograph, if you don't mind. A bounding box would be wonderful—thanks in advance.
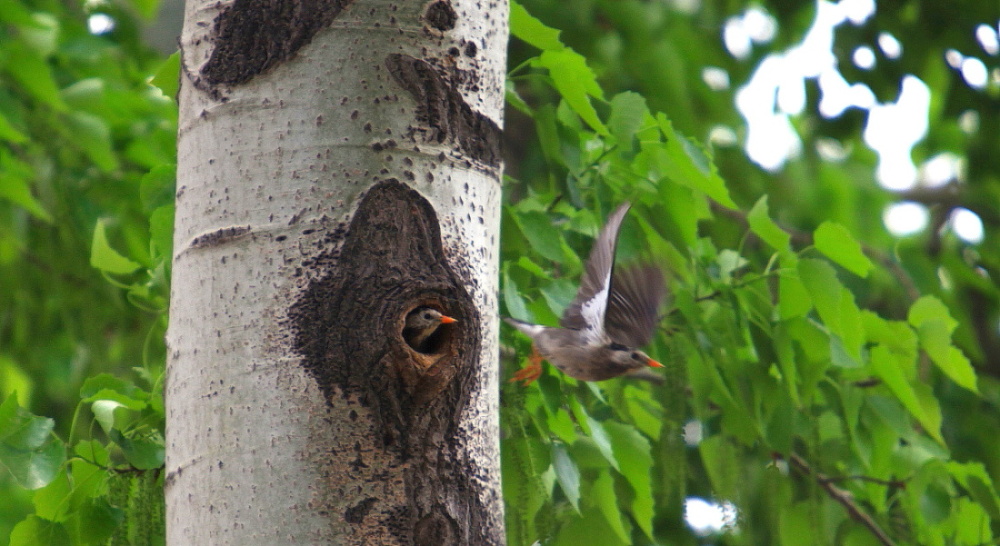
[590,470,630,543]
[0,0,36,27]
[9,516,70,546]
[798,259,864,360]
[109,429,164,470]
[60,78,105,108]
[837,286,865,362]
[919,324,978,393]
[31,469,70,521]
[862,311,918,362]
[150,204,175,261]
[90,220,141,275]
[65,111,118,172]
[540,278,578,318]
[947,461,1000,519]
[544,406,577,445]
[0,152,52,222]
[0,396,65,489]
[604,422,654,538]
[717,249,748,282]
[908,296,978,393]
[584,416,619,471]
[0,396,50,448]
[773,325,801,407]
[5,42,65,110]
[150,50,180,99]
[509,0,563,51]
[0,109,27,143]
[139,164,176,212]
[91,400,133,434]
[778,255,812,319]
[655,114,736,208]
[869,345,943,444]
[813,221,873,277]
[765,395,794,454]
[534,49,607,135]
[21,13,58,56]
[513,210,564,262]
[747,196,790,251]
[502,264,531,321]
[607,92,648,149]
[515,256,551,279]
[797,258,840,322]
[0,356,33,406]
[66,496,123,545]
[908,296,958,333]
[698,434,740,501]
[551,442,581,512]
[129,0,162,19]
[779,502,815,546]
[80,373,142,400]
[553,504,629,546]
[74,440,111,467]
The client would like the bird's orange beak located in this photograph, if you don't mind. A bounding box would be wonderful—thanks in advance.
[440,315,457,324]
[647,358,664,368]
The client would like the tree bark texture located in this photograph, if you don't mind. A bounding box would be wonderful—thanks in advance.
[167,1,506,544]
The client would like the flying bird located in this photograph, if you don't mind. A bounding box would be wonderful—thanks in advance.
[506,203,667,384]
[403,307,456,353]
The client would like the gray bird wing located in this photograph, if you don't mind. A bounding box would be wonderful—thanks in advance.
[560,202,631,345]
[604,263,665,348]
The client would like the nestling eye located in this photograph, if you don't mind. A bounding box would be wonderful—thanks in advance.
[631,352,641,361]
[423,312,433,320]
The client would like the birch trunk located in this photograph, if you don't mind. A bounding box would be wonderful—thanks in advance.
[166,1,506,543]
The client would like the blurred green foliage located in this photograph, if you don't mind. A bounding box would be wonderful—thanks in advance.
[0,0,173,543]
[501,0,1000,544]
[0,0,998,545]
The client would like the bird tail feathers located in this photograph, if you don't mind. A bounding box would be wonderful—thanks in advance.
[503,317,545,337]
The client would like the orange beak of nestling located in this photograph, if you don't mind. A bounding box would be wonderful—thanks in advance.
[439,315,457,324]
[647,358,664,368]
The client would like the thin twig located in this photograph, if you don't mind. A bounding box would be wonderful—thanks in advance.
[787,453,897,546]
[818,474,907,488]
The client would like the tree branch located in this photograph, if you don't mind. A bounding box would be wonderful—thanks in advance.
[786,453,897,546]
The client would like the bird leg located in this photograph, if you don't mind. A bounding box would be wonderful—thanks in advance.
[510,345,544,385]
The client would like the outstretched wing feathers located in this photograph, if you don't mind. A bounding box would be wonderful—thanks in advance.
[604,263,665,347]
[560,202,666,348]
[560,203,630,345]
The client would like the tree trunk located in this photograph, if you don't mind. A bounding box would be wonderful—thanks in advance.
[166,1,506,544]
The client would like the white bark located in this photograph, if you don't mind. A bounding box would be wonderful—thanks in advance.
[167,1,506,543]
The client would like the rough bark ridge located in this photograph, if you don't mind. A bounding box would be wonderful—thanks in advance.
[289,179,493,545]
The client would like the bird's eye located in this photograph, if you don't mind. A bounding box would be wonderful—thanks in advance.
[631,352,641,361]
[423,313,433,320]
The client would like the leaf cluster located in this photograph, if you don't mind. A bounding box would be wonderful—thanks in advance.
[500,3,1000,544]
[0,0,175,543]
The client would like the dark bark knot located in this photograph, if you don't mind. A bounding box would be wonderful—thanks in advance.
[423,0,458,32]
[289,179,480,443]
[384,54,502,168]
[199,0,354,88]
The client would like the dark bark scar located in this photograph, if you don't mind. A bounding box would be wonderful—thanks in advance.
[384,54,501,168]
[198,0,354,88]
[188,225,252,249]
